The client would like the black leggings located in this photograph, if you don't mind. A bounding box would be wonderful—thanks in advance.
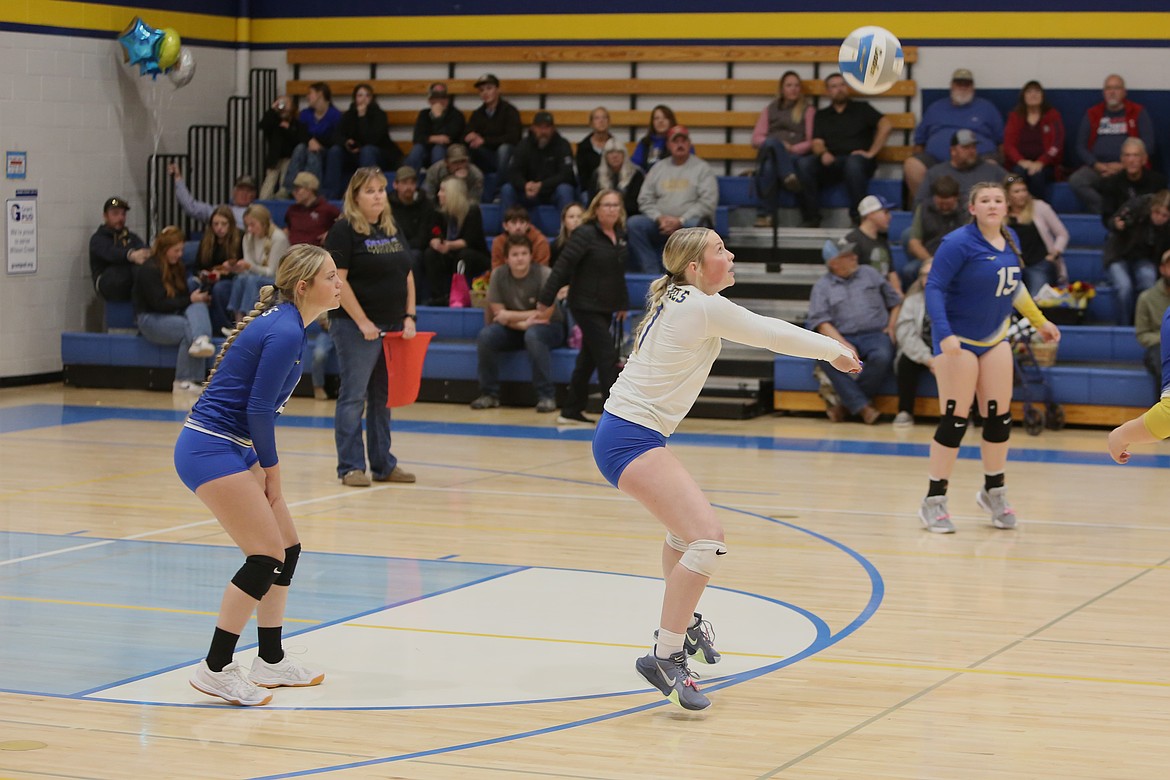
[563,309,618,416]
[896,354,931,415]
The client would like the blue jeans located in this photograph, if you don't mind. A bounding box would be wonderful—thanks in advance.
[137,302,213,383]
[1068,166,1104,214]
[626,215,709,273]
[404,143,447,174]
[312,330,335,389]
[795,152,876,223]
[817,330,894,414]
[470,143,513,176]
[499,182,576,216]
[324,144,383,200]
[476,322,564,400]
[755,138,798,215]
[227,274,273,316]
[330,316,398,479]
[1022,262,1058,296]
[284,143,325,194]
[1108,258,1157,327]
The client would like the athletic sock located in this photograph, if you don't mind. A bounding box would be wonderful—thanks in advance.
[655,628,686,659]
[927,478,949,498]
[257,626,285,664]
[206,627,240,673]
[984,472,1005,491]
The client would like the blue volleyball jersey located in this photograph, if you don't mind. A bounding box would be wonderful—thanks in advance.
[185,303,307,468]
[925,222,1026,348]
[1160,307,1170,398]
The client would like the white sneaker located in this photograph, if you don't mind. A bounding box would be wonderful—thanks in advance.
[893,411,914,427]
[188,335,215,358]
[249,656,325,688]
[189,660,272,706]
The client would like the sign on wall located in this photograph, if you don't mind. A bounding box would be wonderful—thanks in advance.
[6,191,37,274]
[6,151,27,179]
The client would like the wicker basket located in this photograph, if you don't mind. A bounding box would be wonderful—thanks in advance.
[1031,340,1058,367]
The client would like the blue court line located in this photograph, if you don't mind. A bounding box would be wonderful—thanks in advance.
[2,403,1163,469]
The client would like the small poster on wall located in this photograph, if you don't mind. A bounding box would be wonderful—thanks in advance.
[7,192,37,274]
[6,151,27,179]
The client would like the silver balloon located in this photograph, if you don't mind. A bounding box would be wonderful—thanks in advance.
[167,47,196,89]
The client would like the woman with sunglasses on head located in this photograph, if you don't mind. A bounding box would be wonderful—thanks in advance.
[1004,173,1069,295]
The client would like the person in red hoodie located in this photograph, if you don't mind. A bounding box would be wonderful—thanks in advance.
[1003,81,1065,200]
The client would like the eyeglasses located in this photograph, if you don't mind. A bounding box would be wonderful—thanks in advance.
[1004,175,1023,185]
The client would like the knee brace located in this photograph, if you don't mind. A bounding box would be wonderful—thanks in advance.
[231,554,283,601]
[679,539,727,578]
[273,544,301,587]
[933,399,969,449]
[982,400,1013,443]
[665,532,688,553]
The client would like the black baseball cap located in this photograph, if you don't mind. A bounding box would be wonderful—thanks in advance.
[103,197,130,212]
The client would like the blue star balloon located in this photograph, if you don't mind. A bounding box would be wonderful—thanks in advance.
[117,17,164,70]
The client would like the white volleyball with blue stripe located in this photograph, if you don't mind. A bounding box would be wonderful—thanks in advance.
[838,26,905,95]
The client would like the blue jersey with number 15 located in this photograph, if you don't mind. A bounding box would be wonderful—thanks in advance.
[924,222,1024,349]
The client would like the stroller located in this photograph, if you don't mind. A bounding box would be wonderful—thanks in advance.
[1006,317,1065,435]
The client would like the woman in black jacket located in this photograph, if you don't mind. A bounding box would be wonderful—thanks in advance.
[423,177,490,305]
[323,84,402,199]
[536,189,630,424]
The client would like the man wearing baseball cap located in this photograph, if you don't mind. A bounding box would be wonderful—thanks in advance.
[627,125,719,272]
[501,110,577,215]
[284,171,340,246]
[905,67,1004,200]
[166,163,257,229]
[806,236,902,424]
[423,143,486,203]
[914,128,1005,205]
[464,73,522,180]
[405,82,466,174]
[89,197,149,302]
[846,194,900,291]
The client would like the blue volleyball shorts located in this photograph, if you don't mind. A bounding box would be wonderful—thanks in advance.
[174,426,259,492]
[592,411,666,488]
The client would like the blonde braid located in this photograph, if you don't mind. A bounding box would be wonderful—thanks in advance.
[630,273,682,352]
[1001,225,1024,267]
[204,285,280,387]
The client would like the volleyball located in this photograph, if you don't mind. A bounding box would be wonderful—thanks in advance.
[838,26,905,95]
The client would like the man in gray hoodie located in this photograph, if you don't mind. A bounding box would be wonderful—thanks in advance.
[627,126,718,272]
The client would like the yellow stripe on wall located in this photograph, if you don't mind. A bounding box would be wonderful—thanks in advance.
[2,4,1169,46]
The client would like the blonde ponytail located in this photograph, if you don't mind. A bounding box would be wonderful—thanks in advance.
[629,227,712,352]
[630,274,672,351]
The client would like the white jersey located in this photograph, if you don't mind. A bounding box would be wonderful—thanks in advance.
[605,284,851,436]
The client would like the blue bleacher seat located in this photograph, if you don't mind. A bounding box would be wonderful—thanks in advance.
[1061,214,1107,247]
[717,176,903,213]
[1063,249,1105,284]
[104,301,136,331]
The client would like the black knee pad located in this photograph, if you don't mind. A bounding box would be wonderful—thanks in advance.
[982,400,1013,443]
[273,544,301,587]
[231,554,283,601]
[933,399,969,449]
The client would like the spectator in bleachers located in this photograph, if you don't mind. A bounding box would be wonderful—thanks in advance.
[807,236,901,424]
[283,82,342,196]
[904,68,1003,202]
[916,130,1005,206]
[592,138,644,217]
[629,126,718,273]
[1070,74,1156,214]
[470,234,565,413]
[284,172,339,247]
[464,73,522,176]
[534,189,630,425]
[576,107,613,193]
[424,177,489,306]
[228,204,290,326]
[387,165,434,304]
[491,206,551,269]
[133,226,216,394]
[846,194,899,291]
[89,196,148,302]
[168,163,256,229]
[325,166,418,487]
[1004,174,1069,295]
[404,82,466,174]
[501,111,577,217]
[257,95,301,199]
[423,143,485,204]
[631,105,683,172]
[751,70,814,228]
[551,202,585,265]
[310,311,334,401]
[195,205,243,333]
[1104,189,1170,326]
[324,84,402,200]
[1100,138,1168,227]
[1135,250,1170,398]
[904,175,965,288]
[796,73,891,227]
[1002,80,1065,200]
[893,260,934,428]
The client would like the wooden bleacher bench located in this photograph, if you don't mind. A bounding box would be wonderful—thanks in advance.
[285,45,918,167]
